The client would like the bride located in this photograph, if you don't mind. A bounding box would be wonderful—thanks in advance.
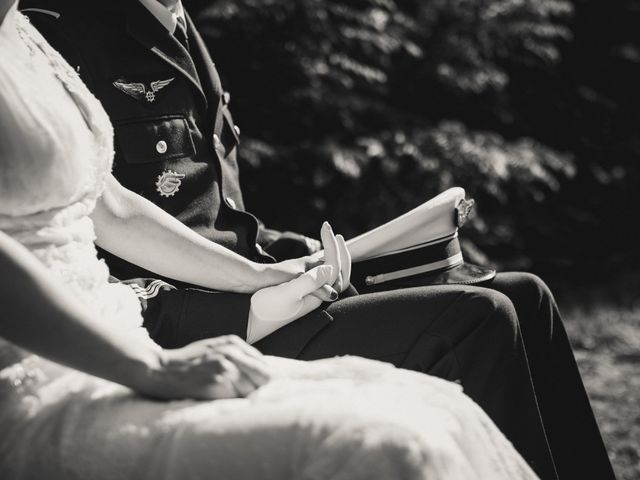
[0,1,538,478]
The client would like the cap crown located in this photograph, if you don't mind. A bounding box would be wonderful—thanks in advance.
[348,187,466,261]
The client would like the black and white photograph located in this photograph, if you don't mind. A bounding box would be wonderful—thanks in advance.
[0,0,637,478]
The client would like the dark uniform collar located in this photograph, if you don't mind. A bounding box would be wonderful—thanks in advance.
[123,0,213,108]
[184,11,224,106]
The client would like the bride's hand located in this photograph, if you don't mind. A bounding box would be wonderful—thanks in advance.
[142,335,271,400]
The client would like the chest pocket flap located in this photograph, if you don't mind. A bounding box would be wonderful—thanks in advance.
[115,116,196,164]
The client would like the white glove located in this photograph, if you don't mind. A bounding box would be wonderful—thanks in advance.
[320,222,352,294]
[246,222,352,344]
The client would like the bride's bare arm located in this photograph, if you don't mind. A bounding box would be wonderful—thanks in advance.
[0,230,160,386]
[91,175,328,295]
[0,230,270,400]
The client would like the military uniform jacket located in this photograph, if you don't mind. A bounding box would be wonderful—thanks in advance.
[22,0,331,350]
[22,0,312,281]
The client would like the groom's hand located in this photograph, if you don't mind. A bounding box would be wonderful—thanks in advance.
[257,222,351,302]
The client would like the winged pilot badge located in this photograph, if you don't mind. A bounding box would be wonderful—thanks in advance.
[113,77,175,103]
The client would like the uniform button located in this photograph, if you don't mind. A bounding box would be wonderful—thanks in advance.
[223,91,231,105]
[156,140,168,154]
[234,125,241,136]
[225,196,236,209]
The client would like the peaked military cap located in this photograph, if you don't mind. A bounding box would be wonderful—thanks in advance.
[348,187,496,290]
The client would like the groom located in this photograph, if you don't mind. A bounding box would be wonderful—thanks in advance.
[23,1,615,479]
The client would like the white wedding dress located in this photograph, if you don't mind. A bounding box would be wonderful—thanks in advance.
[0,6,538,480]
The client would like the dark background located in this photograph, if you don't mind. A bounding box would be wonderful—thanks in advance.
[185,0,640,290]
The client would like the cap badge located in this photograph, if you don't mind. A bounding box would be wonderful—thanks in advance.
[113,77,175,103]
[156,170,186,197]
[455,198,475,227]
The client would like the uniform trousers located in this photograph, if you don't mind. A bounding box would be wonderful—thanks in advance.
[483,273,615,480]
[139,273,616,480]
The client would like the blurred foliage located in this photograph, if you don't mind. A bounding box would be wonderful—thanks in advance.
[185,0,639,278]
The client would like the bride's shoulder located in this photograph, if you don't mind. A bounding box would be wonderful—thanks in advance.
[0,52,24,127]
[0,35,55,176]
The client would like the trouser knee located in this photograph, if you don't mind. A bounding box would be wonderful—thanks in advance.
[497,272,555,311]
[492,272,559,345]
[466,289,521,350]
[411,288,523,381]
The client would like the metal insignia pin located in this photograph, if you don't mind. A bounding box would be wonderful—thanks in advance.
[455,198,475,228]
[113,77,175,103]
[156,170,186,197]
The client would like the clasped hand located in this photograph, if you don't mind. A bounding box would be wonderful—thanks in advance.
[247,222,351,343]
[146,335,270,400]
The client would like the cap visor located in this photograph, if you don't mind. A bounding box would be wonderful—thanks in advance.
[352,262,496,291]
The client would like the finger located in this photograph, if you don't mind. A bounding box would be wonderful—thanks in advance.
[186,351,228,379]
[305,255,325,270]
[222,360,258,398]
[214,358,255,398]
[309,284,338,302]
[218,346,272,387]
[232,370,259,397]
[287,264,335,299]
[206,373,240,399]
[304,236,322,254]
[308,249,324,263]
[164,345,226,375]
[336,234,352,292]
[320,222,341,287]
[181,341,265,388]
[221,335,266,363]
[201,335,265,365]
[227,355,270,389]
[289,265,338,302]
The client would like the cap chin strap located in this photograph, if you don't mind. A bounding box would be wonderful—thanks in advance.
[361,234,464,286]
[365,252,464,286]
